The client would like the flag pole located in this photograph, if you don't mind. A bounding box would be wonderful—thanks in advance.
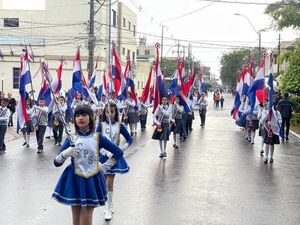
[41,62,75,146]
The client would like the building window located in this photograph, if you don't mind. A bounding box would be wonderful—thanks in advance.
[145,49,150,56]
[122,48,125,55]
[127,49,130,58]
[132,51,135,62]
[4,18,19,27]
[128,21,131,31]
[133,25,136,36]
[136,49,139,56]
[112,10,117,27]
[138,81,140,90]
[123,18,126,28]
[13,68,20,89]
[141,81,144,89]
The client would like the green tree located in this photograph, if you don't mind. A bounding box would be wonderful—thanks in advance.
[220,49,252,87]
[279,42,300,94]
[265,0,300,30]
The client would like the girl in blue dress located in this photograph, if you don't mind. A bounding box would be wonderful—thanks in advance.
[96,102,132,221]
[52,104,124,225]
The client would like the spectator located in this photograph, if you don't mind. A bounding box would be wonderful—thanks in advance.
[277,92,294,141]
[0,98,10,154]
[7,93,16,127]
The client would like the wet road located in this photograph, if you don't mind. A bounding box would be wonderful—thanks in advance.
[1,94,300,225]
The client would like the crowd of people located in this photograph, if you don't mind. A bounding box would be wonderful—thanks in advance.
[236,91,294,164]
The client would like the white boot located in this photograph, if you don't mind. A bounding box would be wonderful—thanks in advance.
[108,191,114,213]
[104,201,112,221]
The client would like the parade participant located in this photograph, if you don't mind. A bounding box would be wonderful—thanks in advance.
[52,96,67,146]
[33,97,49,153]
[71,92,84,112]
[52,104,124,225]
[0,98,10,154]
[187,97,194,133]
[246,103,259,144]
[198,92,208,127]
[138,97,151,131]
[21,99,34,148]
[125,91,138,136]
[7,93,16,127]
[277,92,294,141]
[171,96,184,149]
[258,100,268,155]
[238,95,249,138]
[261,105,282,163]
[152,96,172,158]
[96,102,132,221]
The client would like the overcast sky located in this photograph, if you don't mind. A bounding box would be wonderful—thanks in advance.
[3,0,299,78]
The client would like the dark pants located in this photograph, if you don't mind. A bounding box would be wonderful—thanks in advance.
[281,118,291,139]
[8,111,14,126]
[0,125,7,151]
[140,113,147,129]
[181,114,188,138]
[53,122,64,144]
[187,112,194,131]
[36,125,47,149]
[199,109,207,126]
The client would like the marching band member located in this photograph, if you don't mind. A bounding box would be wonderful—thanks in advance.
[33,97,49,153]
[138,96,151,131]
[171,96,184,149]
[21,99,34,148]
[52,96,67,146]
[52,104,124,225]
[261,105,282,163]
[71,92,84,112]
[125,92,139,136]
[198,92,208,127]
[152,96,172,158]
[96,102,132,221]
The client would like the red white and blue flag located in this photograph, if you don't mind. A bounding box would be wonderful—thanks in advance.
[72,49,83,94]
[247,60,265,113]
[88,62,97,89]
[141,66,153,103]
[125,59,137,104]
[51,61,63,94]
[17,52,32,132]
[231,76,243,120]
[97,70,107,100]
[112,48,122,97]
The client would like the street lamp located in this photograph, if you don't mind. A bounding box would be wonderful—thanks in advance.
[234,13,266,61]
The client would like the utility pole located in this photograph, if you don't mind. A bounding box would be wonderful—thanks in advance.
[88,0,95,78]
[177,40,180,58]
[277,33,281,77]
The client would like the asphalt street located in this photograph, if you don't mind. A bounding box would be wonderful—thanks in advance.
[0,93,300,225]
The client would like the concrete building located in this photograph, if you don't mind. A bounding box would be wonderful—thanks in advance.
[0,0,137,96]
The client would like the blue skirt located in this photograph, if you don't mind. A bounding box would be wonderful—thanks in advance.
[100,155,130,174]
[52,164,107,207]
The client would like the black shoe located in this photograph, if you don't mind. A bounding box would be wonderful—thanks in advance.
[22,142,27,146]
[260,150,264,155]
[45,136,50,139]
[54,141,57,145]
[270,158,274,163]
[159,153,164,158]
[26,143,30,148]
[57,142,61,147]
[174,145,179,149]
[286,137,289,141]
[163,152,167,157]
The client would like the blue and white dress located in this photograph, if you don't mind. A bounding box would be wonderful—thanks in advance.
[52,130,124,207]
[96,120,132,174]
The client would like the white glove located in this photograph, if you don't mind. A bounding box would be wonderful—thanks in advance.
[99,158,117,173]
[62,146,80,158]
[54,147,79,164]
[100,149,113,158]
[171,119,175,123]
[121,143,130,151]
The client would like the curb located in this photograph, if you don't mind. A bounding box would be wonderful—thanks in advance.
[290,130,300,139]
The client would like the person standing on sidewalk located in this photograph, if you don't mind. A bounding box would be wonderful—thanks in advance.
[33,97,49,153]
[52,104,124,225]
[52,96,67,146]
[277,92,294,141]
[96,102,132,221]
[7,93,16,127]
[0,98,10,154]
[198,92,208,127]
